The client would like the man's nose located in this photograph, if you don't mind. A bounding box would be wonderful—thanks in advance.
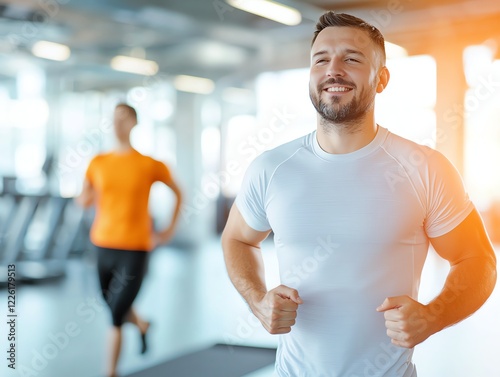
[326,58,345,77]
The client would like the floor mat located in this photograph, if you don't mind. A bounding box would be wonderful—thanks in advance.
[125,344,276,377]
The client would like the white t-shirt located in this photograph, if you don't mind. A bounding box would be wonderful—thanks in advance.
[235,126,474,377]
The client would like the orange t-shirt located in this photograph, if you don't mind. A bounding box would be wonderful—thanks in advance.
[85,150,172,251]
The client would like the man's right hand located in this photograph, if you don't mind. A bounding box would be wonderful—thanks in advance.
[250,285,303,334]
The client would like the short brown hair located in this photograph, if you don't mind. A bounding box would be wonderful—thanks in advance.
[115,103,137,121]
[312,12,386,64]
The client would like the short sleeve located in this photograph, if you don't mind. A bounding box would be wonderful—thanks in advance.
[235,155,271,232]
[424,151,474,238]
[152,159,173,185]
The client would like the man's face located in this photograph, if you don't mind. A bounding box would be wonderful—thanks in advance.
[113,107,136,142]
[309,26,383,124]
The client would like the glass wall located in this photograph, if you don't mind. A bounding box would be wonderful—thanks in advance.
[463,44,500,242]
[0,65,48,194]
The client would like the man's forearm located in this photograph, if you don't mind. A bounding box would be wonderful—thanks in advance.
[170,189,183,229]
[222,238,267,306]
[75,192,94,208]
[425,255,496,334]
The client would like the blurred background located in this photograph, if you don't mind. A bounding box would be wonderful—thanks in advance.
[0,0,499,376]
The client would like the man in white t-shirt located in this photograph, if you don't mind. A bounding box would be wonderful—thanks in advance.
[221,11,497,377]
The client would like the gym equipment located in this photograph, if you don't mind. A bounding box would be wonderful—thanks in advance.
[0,192,87,286]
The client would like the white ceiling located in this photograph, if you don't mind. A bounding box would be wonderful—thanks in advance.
[0,0,499,91]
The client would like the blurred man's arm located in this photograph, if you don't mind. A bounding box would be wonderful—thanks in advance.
[75,179,95,208]
[156,177,183,245]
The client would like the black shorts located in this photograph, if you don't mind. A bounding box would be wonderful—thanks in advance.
[95,246,149,326]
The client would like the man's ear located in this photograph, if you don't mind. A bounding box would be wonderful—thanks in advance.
[376,66,390,93]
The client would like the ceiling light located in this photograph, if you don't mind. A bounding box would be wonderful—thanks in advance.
[223,87,254,104]
[226,0,301,26]
[110,55,159,76]
[174,75,215,94]
[197,41,247,67]
[385,41,408,59]
[31,41,70,61]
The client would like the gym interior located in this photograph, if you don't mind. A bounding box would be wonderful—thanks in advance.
[1,1,500,376]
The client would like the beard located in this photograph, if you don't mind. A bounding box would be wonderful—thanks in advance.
[309,78,376,130]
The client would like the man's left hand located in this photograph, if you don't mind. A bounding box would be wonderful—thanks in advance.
[376,295,436,348]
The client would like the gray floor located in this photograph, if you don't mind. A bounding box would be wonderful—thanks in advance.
[2,238,500,377]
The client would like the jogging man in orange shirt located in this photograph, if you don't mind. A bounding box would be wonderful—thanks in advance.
[78,103,182,377]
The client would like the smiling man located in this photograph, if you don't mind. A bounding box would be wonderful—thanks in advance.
[221,12,496,377]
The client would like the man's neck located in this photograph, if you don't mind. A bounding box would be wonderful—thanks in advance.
[115,142,134,154]
[316,116,378,155]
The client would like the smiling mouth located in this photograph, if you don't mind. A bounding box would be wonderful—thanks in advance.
[324,86,352,93]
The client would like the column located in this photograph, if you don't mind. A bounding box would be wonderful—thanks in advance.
[172,91,212,246]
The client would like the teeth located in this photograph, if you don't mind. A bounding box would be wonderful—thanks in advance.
[327,87,350,92]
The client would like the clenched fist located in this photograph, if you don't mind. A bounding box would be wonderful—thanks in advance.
[250,285,303,334]
[377,295,436,348]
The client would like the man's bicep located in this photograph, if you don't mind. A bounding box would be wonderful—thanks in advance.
[222,204,271,247]
[429,208,495,266]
